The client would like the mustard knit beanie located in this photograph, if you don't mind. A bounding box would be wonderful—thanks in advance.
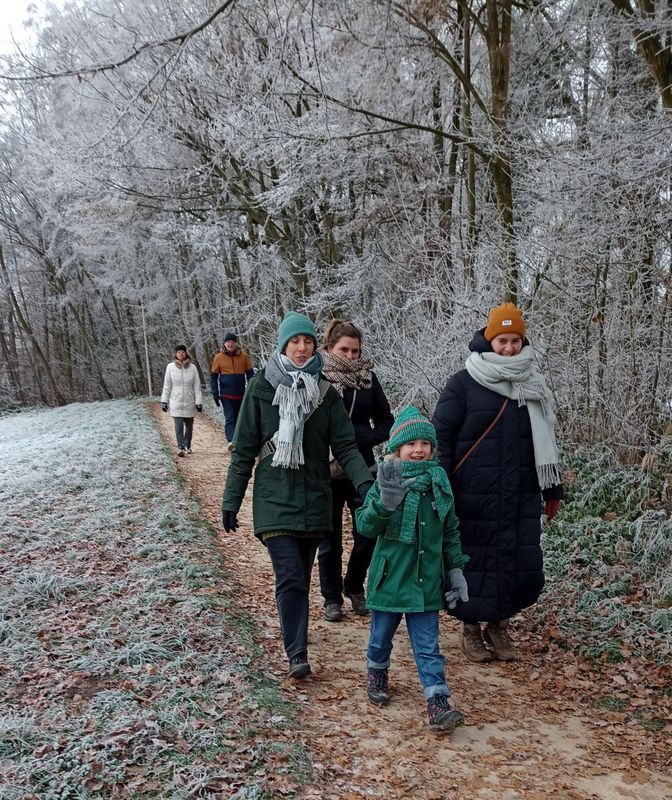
[484,302,526,342]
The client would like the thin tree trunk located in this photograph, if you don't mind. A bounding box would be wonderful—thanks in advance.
[0,246,67,405]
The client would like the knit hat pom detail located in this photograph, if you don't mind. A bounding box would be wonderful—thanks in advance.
[484,302,526,342]
[386,405,437,454]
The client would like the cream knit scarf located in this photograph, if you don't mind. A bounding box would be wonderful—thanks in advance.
[465,347,561,490]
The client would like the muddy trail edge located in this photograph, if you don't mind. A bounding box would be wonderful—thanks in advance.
[153,405,671,800]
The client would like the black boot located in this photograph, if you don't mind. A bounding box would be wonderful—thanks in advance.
[288,653,311,679]
[367,668,390,706]
[427,694,464,732]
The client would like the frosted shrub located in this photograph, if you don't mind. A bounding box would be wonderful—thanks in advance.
[649,609,672,634]
[633,510,672,564]
[541,446,672,662]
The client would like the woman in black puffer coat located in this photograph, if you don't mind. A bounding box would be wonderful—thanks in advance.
[432,303,563,663]
[318,319,394,622]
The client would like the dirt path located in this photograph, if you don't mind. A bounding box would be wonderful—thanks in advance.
[154,406,671,800]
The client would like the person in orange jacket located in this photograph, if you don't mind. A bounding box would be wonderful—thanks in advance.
[210,333,254,441]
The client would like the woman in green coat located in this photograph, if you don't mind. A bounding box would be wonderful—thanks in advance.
[356,406,469,732]
[221,312,373,679]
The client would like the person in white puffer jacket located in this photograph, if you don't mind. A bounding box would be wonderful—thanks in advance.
[161,344,203,456]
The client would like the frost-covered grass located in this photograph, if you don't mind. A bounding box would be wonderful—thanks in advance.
[541,446,672,665]
[0,400,304,799]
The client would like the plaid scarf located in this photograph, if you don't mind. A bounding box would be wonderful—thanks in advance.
[321,351,374,396]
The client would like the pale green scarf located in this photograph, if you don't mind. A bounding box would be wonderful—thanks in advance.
[465,346,561,490]
[264,351,324,469]
[384,460,453,544]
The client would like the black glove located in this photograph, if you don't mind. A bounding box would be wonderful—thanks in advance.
[213,396,220,407]
[196,405,202,412]
[161,403,168,412]
[222,510,239,532]
[358,480,374,502]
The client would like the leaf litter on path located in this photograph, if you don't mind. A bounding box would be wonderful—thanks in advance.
[158,403,672,800]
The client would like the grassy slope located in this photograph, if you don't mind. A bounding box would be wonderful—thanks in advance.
[0,400,307,799]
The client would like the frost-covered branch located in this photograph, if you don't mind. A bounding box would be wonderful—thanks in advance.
[0,0,240,82]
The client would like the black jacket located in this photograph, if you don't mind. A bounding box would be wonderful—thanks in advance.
[432,330,562,622]
[339,372,393,468]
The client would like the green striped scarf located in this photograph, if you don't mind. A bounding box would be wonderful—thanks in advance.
[384,460,453,544]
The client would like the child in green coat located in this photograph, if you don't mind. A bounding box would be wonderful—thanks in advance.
[355,405,469,731]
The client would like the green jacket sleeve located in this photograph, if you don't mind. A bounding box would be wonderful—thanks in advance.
[442,503,469,570]
[327,387,374,491]
[355,481,393,539]
[221,378,262,512]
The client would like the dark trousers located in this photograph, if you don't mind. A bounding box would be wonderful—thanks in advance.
[266,536,319,660]
[220,397,242,442]
[173,417,194,450]
[318,478,376,607]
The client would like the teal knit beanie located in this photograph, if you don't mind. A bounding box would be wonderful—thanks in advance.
[277,311,318,354]
[386,405,437,453]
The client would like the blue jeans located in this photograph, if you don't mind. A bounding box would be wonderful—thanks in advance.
[220,397,242,442]
[367,610,450,700]
[266,536,319,660]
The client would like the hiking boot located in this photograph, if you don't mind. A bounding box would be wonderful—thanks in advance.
[461,623,493,663]
[367,668,390,706]
[345,592,369,616]
[324,603,344,622]
[177,448,185,458]
[427,694,465,732]
[483,620,518,661]
[186,447,192,455]
[288,654,311,679]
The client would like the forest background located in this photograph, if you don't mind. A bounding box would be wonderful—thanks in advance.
[1,4,671,790]
[0,0,671,459]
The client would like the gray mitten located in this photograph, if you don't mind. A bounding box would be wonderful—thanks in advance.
[378,460,416,512]
[444,568,469,609]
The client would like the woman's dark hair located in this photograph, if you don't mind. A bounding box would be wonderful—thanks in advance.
[324,319,363,350]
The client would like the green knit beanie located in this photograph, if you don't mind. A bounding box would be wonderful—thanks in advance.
[277,311,318,354]
[386,405,437,454]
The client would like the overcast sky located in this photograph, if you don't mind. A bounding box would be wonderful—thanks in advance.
[0,1,50,54]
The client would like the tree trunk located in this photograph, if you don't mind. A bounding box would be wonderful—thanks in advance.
[0,246,67,405]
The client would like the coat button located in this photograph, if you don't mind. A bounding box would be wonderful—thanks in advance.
[421,521,426,526]
[419,578,424,582]
[419,549,424,554]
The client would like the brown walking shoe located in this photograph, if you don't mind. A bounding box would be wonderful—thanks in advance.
[483,620,518,661]
[461,623,493,663]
